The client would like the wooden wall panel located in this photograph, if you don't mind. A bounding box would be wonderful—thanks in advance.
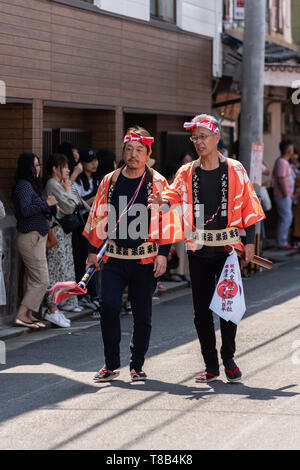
[0,0,213,192]
[44,106,115,156]
[44,107,90,130]
[85,110,115,154]
[0,0,212,113]
[0,104,33,194]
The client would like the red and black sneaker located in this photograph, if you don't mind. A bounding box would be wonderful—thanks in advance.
[224,360,242,383]
[195,370,219,383]
[130,369,147,381]
[93,367,120,382]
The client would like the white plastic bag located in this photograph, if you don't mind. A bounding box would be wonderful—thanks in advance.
[210,250,245,325]
[260,185,272,212]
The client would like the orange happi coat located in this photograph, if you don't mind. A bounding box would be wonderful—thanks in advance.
[162,155,265,251]
[83,165,184,264]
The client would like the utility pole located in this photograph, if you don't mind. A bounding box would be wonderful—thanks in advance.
[239,0,266,173]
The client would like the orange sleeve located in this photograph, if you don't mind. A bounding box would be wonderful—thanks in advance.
[241,168,266,228]
[162,168,185,206]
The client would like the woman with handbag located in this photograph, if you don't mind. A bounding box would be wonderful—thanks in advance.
[12,152,57,329]
[43,153,82,327]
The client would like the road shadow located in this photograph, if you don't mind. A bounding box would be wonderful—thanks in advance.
[109,378,298,402]
[1,258,300,427]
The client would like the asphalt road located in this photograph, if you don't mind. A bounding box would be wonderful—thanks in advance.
[1,255,300,450]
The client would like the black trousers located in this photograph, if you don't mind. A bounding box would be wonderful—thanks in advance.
[99,257,157,372]
[188,253,237,373]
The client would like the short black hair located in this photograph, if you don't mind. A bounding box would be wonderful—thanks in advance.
[279,140,294,155]
[96,148,116,177]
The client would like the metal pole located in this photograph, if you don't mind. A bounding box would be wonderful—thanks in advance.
[239,0,266,173]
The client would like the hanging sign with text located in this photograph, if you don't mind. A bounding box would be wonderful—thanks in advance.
[250,142,264,186]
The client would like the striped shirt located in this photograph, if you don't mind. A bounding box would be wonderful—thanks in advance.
[13,180,51,236]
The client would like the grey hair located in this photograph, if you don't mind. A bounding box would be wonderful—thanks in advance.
[192,114,221,134]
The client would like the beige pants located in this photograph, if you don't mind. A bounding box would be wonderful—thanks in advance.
[17,231,49,312]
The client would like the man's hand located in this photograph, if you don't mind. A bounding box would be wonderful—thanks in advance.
[292,190,300,201]
[74,162,83,176]
[244,244,255,263]
[86,253,100,271]
[62,178,72,194]
[153,255,167,278]
[147,192,168,209]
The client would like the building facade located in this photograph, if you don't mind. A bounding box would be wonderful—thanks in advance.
[216,0,300,171]
[0,0,222,324]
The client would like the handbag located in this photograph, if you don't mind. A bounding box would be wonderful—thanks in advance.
[58,208,81,234]
[46,228,59,251]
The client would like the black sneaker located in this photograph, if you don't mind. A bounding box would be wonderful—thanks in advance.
[93,368,120,382]
[224,360,242,383]
[195,370,219,383]
[130,369,147,381]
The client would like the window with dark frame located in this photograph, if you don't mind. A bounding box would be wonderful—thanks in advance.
[150,0,176,24]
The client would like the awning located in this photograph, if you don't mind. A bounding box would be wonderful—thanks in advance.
[222,32,300,88]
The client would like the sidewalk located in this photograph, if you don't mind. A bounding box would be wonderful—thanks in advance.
[1,245,298,343]
[0,279,189,342]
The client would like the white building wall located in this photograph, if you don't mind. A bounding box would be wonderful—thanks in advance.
[179,0,217,37]
[178,0,223,77]
[283,0,292,44]
[94,0,150,21]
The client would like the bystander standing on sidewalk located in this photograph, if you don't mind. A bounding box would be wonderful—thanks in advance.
[12,153,57,329]
[0,199,6,307]
[43,153,81,327]
[291,148,300,246]
[272,140,295,250]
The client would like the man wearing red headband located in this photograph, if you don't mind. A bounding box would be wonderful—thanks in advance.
[149,114,265,383]
[83,126,183,382]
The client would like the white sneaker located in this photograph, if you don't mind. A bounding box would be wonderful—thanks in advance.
[60,305,83,313]
[57,310,71,326]
[44,311,70,328]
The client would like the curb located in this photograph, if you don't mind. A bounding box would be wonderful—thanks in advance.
[0,281,189,342]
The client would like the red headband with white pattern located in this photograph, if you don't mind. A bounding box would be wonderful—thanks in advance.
[123,132,154,149]
[183,120,220,135]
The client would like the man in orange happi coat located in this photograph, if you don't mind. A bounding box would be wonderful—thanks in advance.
[149,114,265,383]
[84,126,183,383]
